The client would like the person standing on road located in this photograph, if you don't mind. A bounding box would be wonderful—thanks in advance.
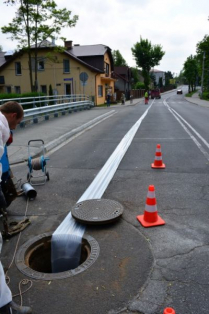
[0,101,32,314]
[144,91,149,105]
[121,93,125,105]
[106,89,111,107]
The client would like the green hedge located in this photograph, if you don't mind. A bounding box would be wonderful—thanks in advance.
[0,92,46,99]
[0,92,47,109]
[201,92,209,100]
[135,82,145,89]
[185,90,197,97]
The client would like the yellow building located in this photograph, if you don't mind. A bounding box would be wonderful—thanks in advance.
[0,40,116,106]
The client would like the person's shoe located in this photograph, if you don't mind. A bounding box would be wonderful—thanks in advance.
[2,301,32,314]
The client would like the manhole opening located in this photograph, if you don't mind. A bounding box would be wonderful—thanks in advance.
[16,233,100,280]
[25,235,90,273]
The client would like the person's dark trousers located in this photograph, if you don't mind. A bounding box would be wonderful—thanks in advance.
[0,301,32,313]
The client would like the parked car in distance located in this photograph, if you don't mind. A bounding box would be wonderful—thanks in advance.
[150,89,161,99]
[177,89,183,94]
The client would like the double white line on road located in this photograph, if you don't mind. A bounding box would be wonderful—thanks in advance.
[163,100,209,161]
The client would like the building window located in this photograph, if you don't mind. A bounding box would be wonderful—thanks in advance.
[104,62,109,76]
[15,86,21,94]
[6,86,12,94]
[38,59,45,71]
[0,76,5,84]
[98,85,103,97]
[63,59,70,73]
[40,85,47,94]
[15,62,22,75]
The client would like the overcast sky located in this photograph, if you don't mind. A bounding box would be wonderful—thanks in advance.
[0,0,208,75]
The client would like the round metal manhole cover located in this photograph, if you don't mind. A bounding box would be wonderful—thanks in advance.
[71,199,124,224]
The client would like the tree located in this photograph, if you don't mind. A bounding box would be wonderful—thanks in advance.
[135,81,145,89]
[2,0,78,92]
[149,72,156,87]
[158,77,163,88]
[131,37,165,90]
[112,50,127,66]
[164,71,173,86]
[183,55,198,92]
[130,67,140,89]
[0,45,3,52]
[196,35,209,92]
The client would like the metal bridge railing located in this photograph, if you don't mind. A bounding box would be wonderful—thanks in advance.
[0,94,94,127]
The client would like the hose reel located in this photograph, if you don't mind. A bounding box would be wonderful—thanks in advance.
[27,139,50,185]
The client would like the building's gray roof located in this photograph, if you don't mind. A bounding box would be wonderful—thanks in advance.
[65,50,103,73]
[0,47,103,74]
[30,40,55,48]
[70,44,109,57]
[0,52,6,67]
[150,68,165,73]
[0,42,108,73]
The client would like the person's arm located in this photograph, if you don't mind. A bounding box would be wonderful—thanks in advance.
[0,125,4,161]
[0,124,7,209]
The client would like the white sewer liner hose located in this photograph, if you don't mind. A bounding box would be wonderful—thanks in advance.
[51,102,153,272]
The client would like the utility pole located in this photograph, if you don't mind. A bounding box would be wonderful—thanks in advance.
[201,51,205,98]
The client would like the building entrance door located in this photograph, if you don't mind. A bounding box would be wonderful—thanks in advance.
[65,83,72,95]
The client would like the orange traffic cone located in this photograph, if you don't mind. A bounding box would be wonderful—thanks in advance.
[163,308,175,314]
[151,144,165,169]
[137,185,165,227]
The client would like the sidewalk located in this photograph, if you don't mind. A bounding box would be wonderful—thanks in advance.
[185,91,209,108]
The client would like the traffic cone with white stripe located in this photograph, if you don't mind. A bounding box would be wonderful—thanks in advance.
[151,144,165,169]
[137,185,165,227]
[163,308,175,314]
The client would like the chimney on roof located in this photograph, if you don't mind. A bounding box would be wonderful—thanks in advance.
[65,40,73,50]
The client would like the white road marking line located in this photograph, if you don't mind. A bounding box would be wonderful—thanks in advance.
[164,100,209,161]
[169,106,209,150]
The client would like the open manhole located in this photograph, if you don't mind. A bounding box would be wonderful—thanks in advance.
[15,232,99,280]
[71,199,124,224]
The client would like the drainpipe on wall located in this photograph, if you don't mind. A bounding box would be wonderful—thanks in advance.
[95,73,98,106]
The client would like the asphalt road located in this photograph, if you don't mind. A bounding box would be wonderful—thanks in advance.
[1,88,209,314]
